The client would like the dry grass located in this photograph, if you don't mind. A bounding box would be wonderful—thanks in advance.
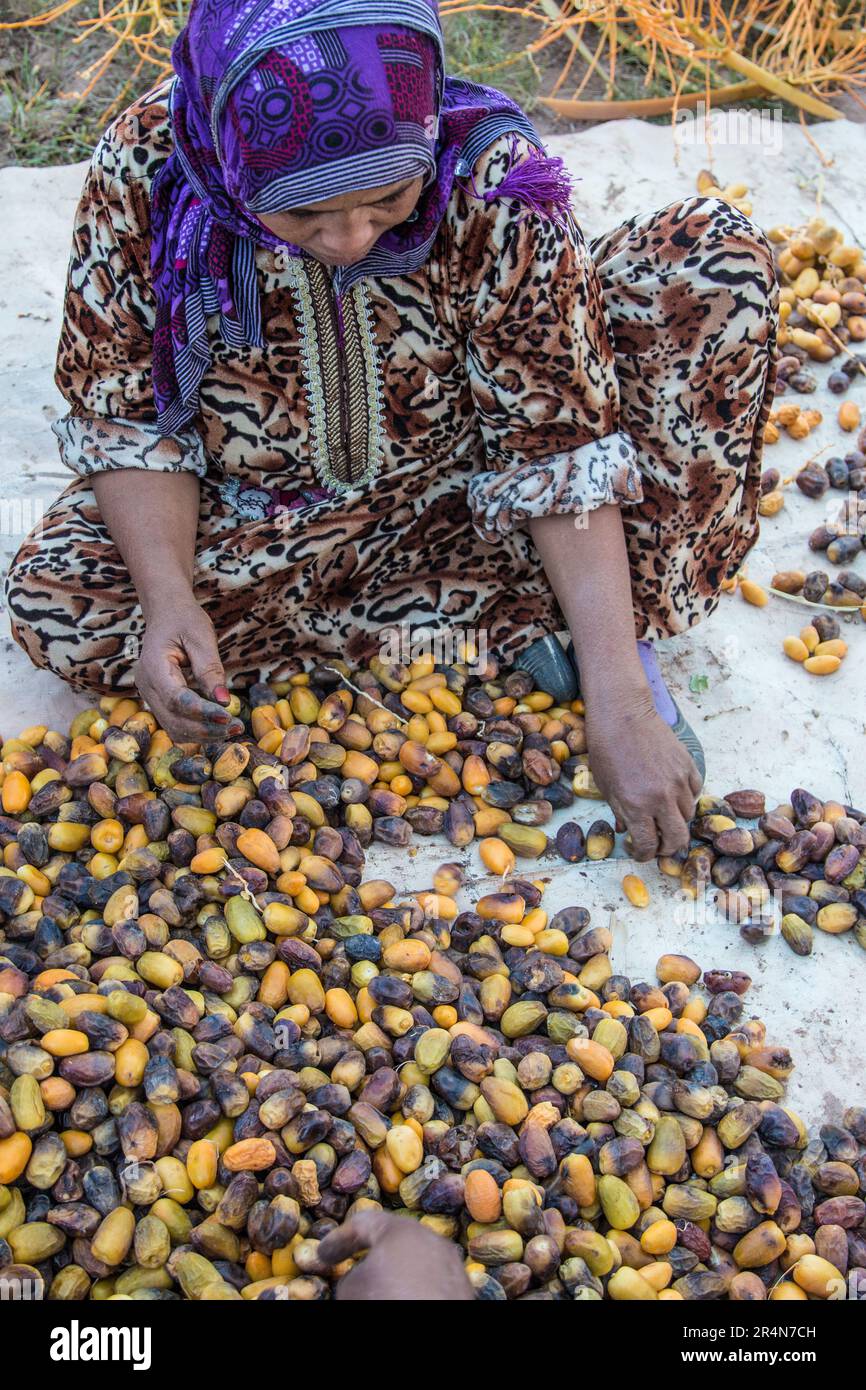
[1,1,864,165]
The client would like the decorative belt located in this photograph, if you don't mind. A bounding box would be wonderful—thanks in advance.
[219,477,338,522]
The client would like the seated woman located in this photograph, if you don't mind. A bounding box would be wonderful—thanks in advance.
[5,0,777,860]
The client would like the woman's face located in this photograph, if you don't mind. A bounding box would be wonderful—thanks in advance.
[256,175,424,267]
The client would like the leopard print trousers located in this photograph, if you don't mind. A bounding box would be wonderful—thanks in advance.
[5,197,777,694]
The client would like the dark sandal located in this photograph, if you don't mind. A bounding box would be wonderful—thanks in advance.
[513,634,579,705]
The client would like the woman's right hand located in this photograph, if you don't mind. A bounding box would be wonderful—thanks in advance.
[90,471,234,744]
[134,593,245,744]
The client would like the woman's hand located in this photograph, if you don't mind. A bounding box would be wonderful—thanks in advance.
[528,508,701,859]
[91,470,236,743]
[585,686,702,861]
[317,1209,474,1302]
[135,593,245,744]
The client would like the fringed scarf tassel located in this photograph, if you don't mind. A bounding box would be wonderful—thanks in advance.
[464,137,577,230]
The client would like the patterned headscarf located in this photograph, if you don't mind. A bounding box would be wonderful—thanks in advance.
[151,0,572,433]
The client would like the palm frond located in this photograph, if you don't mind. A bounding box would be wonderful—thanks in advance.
[1,1,864,117]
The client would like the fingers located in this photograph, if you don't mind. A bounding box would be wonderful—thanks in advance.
[183,623,245,734]
[135,652,242,744]
[672,745,700,823]
[608,797,643,857]
[655,803,691,857]
[626,773,694,860]
[688,761,704,799]
[624,813,659,862]
[677,780,699,826]
[649,755,696,856]
[317,1210,394,1267]
[185,621,228,704]
[134,603,247,745]
[173,684,245,740]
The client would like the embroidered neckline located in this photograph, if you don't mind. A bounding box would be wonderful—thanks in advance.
[288,260,385,492]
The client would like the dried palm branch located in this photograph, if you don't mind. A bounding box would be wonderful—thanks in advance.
[1,1,864,120]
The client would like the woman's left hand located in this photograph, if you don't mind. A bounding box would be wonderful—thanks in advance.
[584,688,702,861]
[528,510,701,860]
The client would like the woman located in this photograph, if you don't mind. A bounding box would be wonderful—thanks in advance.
[5,0,777,860]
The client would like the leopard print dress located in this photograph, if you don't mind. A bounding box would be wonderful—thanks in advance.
[5,85,778,694]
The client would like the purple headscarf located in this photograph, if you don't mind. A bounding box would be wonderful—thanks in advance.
[151,0,573,434]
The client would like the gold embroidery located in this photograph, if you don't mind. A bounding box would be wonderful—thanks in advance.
[289,259,385,491]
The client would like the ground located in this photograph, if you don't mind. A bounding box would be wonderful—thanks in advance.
[0,113,863,1127]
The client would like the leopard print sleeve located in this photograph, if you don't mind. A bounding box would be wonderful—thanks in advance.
[446,136,643,542]
[54,109,205,478]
